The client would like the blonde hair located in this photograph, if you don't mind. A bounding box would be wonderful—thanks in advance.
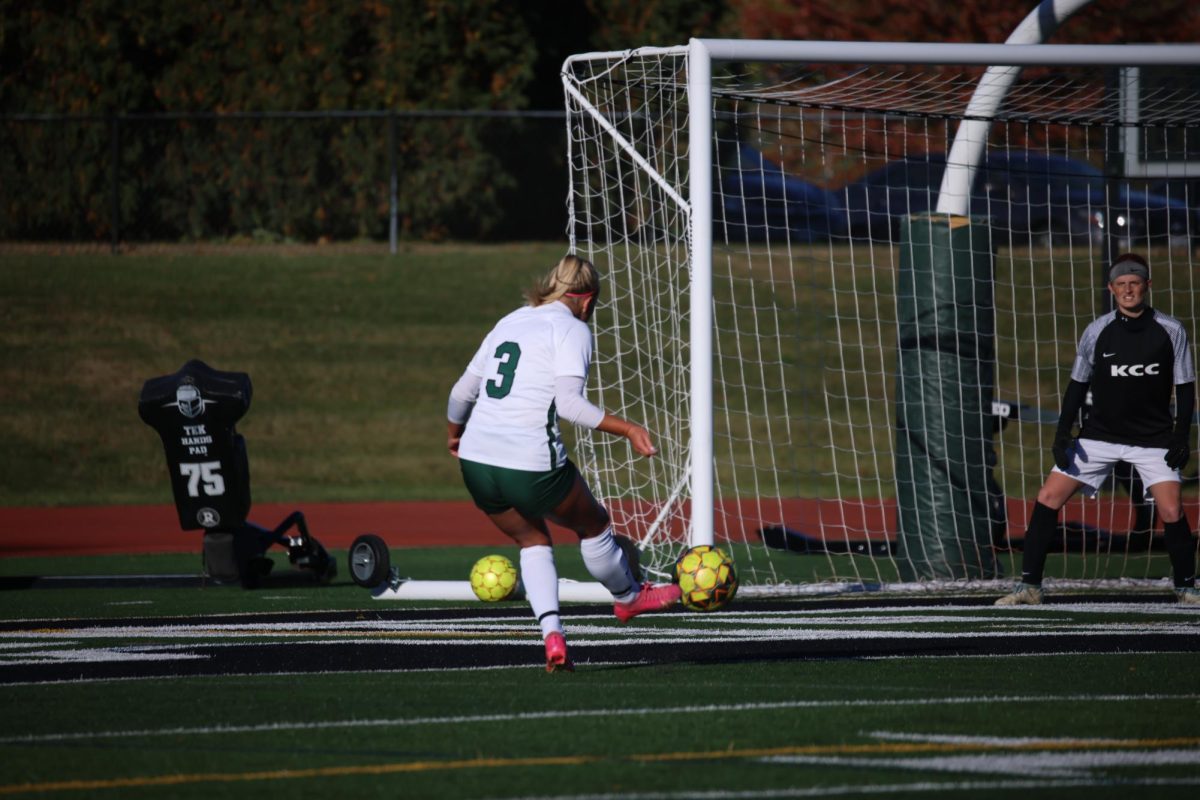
[524,254,600,307]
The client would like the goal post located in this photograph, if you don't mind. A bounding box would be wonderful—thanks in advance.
[563,38,1200,595]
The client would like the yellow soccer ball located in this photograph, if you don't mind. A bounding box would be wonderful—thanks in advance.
[469,554,519,602]
[674,545,738,611]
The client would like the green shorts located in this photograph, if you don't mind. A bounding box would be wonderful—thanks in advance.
[459,458,578,517]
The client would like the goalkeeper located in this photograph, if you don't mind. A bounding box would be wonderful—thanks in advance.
[446,253,681,672]
[997,253,1197,605]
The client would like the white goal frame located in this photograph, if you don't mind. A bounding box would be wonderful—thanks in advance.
[650,38,1200,549]
[563,37,1200,591]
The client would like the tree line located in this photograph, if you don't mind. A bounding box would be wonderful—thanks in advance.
[0,1,725,242]
[1,0,1192,243]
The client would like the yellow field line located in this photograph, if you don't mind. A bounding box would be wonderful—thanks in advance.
[0,755,595,795]
[2,737,1198,795]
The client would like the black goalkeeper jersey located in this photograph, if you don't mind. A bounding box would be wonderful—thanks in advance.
[1071,307,1196,447]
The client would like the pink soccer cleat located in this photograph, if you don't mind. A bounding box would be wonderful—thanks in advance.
[613,582,682,623]
[544,631,574,673]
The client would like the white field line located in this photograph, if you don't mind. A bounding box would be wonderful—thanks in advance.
[3,616,1197,642]
[7,603,1199,632]
[1,613,1196,670]
[672,618,1195,628]
[0,624,1196,664]
[703,603,1197,616]
[2,692,1197,745]
[487,777,1200,800]
[0,648,207,664]
[867,730,1134,745]
[4,601,1193,628]
[0,660,654,687]
[760,750,1200,777]
[1,646,1194,687]
[850,648,1200,661]
[20,624,1200,640]
[0,642,83,650]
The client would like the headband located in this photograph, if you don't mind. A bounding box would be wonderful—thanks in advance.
[1108,255,1149,283]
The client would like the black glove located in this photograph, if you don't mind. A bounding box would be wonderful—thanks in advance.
[1051,433,1073,471]
[1165,432,1191,470]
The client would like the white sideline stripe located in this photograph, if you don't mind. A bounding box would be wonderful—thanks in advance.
[853,648,1199,662]
[3,692,1197,745]
[0,648,1190,687]
[867,730,1129,745]
[0,660,655,688]
[704,604,1200,618]
[761,750,1200,777]
[2,619,1196,668]
[488,777,1200,800]
[691,618,1195,628]
[4,601,1191,627]
[0,642,82,650]
[1,625,1195,665]
[5,616,1197,642]
[0,646,1191,688]
[0,648,206,664]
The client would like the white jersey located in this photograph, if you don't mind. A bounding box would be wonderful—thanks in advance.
[458,302,592,471]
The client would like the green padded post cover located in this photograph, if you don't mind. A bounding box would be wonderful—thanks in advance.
[895,213,1000,580]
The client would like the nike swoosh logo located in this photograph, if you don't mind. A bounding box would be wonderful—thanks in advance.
[1102,352,1116,357]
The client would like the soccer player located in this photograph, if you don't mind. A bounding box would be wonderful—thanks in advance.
[447,253,681,671]
[996,253,1198,605]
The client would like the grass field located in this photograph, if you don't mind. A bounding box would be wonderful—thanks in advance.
[5,242,1196,510]
[3,242,1199,798]
[1,552,1198,800]
[4,242,1196,585]
[0,243,569,506]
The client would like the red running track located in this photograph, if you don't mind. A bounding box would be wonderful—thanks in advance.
[0,502,503,557]
[0,498,894,557]
[2,496,1187,557]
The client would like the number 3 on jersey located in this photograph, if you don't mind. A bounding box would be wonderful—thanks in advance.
[486,341,521,399]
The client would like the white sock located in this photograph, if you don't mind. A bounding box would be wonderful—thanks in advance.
[580,527,639,603]
[519,545,562,639]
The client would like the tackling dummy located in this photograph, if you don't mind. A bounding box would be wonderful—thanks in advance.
[138,359,336,588]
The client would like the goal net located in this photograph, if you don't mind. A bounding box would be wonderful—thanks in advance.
[563,41,1200,596]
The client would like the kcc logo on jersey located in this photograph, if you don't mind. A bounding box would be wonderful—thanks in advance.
[1111,362,1160,377]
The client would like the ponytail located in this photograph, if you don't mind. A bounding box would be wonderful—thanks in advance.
[525,254,600,307]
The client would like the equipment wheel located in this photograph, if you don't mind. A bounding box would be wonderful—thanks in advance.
[348,534,390,587]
